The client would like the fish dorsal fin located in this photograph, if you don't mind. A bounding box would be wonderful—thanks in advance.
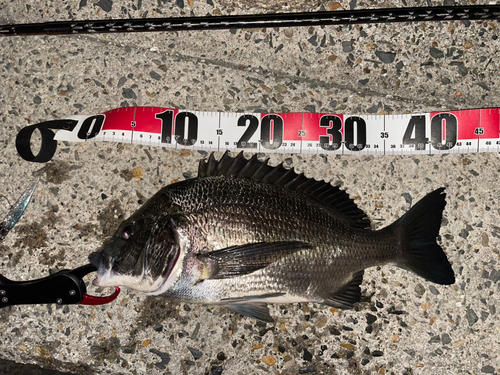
[198,151,370,229]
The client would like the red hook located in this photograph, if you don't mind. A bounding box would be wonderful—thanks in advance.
[80,286,120,305]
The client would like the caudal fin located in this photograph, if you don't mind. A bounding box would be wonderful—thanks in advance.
[393,188,455,285]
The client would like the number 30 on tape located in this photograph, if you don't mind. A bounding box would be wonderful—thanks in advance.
[16,107,500,162]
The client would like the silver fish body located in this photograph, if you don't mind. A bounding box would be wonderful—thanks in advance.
[89,152,455,322]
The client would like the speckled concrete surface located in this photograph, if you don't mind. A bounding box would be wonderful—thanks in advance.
[0,1,499,374]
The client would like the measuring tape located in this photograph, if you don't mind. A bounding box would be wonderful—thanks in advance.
[15,107,500,162]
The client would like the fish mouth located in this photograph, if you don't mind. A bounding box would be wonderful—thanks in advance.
[88,252,115,287]
[88,245,183,293]
[88,252,111,270]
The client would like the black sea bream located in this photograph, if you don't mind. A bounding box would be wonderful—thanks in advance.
[89,152,455,322]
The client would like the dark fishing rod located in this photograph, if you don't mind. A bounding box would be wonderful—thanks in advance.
[1,5,499,36]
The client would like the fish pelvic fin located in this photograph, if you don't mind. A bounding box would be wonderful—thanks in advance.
[197,241,311,279]
[391,187,455,285]
[323,270,364,309]
[223,303,273,323]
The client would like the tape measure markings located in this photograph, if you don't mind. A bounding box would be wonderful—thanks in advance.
[43,106,500,157]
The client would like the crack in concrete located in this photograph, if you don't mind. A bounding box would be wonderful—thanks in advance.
[79,34,474,111]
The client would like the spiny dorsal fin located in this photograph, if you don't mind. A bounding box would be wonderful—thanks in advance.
[197,151,370,229]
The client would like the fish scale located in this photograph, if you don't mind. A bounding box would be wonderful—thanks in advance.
[89,151,455,322]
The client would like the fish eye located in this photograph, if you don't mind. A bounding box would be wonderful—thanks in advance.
[122,225,134,240]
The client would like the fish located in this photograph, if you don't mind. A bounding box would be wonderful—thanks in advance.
[89,151,455,322]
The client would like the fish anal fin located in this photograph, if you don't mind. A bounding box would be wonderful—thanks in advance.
[197,241,310,279]
[223,303,273,323]
[323,270,364,309]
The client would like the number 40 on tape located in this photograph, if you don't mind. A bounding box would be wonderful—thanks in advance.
[53,107,500,155]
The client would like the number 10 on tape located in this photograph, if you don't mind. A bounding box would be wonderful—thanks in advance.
[53,107,500,155]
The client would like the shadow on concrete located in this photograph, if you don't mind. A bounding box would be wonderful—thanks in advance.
[0,357,73,375]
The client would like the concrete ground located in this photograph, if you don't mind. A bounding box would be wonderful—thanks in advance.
[0,0,499,374]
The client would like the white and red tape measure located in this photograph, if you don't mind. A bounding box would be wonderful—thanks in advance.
[16,107,500,162]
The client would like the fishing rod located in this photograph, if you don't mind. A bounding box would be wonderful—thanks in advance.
[1,5,499,36]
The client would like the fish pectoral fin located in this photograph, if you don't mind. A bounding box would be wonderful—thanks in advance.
[223,303,274,323]
[323,270,364,310]
[196,241,311,279]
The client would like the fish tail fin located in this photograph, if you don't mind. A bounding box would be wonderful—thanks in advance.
[392,188,455,285]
